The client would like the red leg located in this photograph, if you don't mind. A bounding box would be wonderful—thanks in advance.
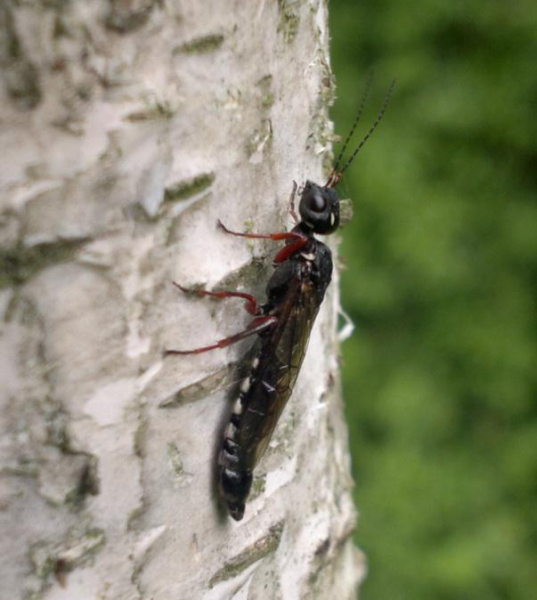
[165,315,277,356]
[217,219,309,263]
[273,236,309,263]
[217,219,304,244]
[173,282,261,315]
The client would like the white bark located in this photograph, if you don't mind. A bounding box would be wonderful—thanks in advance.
[0,1,364,599]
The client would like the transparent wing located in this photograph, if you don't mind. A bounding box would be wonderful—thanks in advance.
[236,277,321,469]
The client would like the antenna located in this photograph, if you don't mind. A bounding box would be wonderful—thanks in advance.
[326,69,374,187]
[328,78,396,188]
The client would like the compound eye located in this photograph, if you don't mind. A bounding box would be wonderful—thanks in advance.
[307,191,327,213]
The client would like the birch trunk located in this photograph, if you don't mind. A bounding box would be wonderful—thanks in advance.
[0,1,364,598]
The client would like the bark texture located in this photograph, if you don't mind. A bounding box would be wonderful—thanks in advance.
[0,1,364,598]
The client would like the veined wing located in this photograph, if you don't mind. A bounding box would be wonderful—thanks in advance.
[236,271,322,470]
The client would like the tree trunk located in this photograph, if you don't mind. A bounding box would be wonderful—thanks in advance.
[0,1,364,598]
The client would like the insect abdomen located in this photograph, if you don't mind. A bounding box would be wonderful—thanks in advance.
[219,465,252,521]
[218,377,257,520]
[218,336,294,521]
[218,350,263,520]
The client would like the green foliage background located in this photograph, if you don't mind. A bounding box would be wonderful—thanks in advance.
[329,2,537,599]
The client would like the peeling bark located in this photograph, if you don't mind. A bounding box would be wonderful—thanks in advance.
[0,1,364,598]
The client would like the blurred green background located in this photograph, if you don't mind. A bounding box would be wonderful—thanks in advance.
[329,2,537,599]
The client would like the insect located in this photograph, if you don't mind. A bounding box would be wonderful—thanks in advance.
[166,79,394,520]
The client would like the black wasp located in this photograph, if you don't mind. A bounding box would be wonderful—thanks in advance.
[166,80,394,521]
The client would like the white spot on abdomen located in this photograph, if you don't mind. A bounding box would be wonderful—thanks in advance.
[233,398,243,415]
[240,377,251,394]
[225,422,237,439]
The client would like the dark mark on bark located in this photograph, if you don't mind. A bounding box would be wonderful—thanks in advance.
[0,3,42,109]
[209,521,284,587]
[159,363,236,408]
[174,33,225,55]
[164,172,215,203]
[105,0,157,34]
[0,238,89,289]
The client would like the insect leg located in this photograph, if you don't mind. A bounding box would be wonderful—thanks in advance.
[217,219,309,263]
[172,282,261,315]
[217,219,304,243]
[164,314,277,356]
[273,236,309,263]
[289,181,299,223]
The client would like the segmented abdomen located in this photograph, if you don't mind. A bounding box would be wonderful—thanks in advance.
[218,275,321,520]
[218,354,261,521]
